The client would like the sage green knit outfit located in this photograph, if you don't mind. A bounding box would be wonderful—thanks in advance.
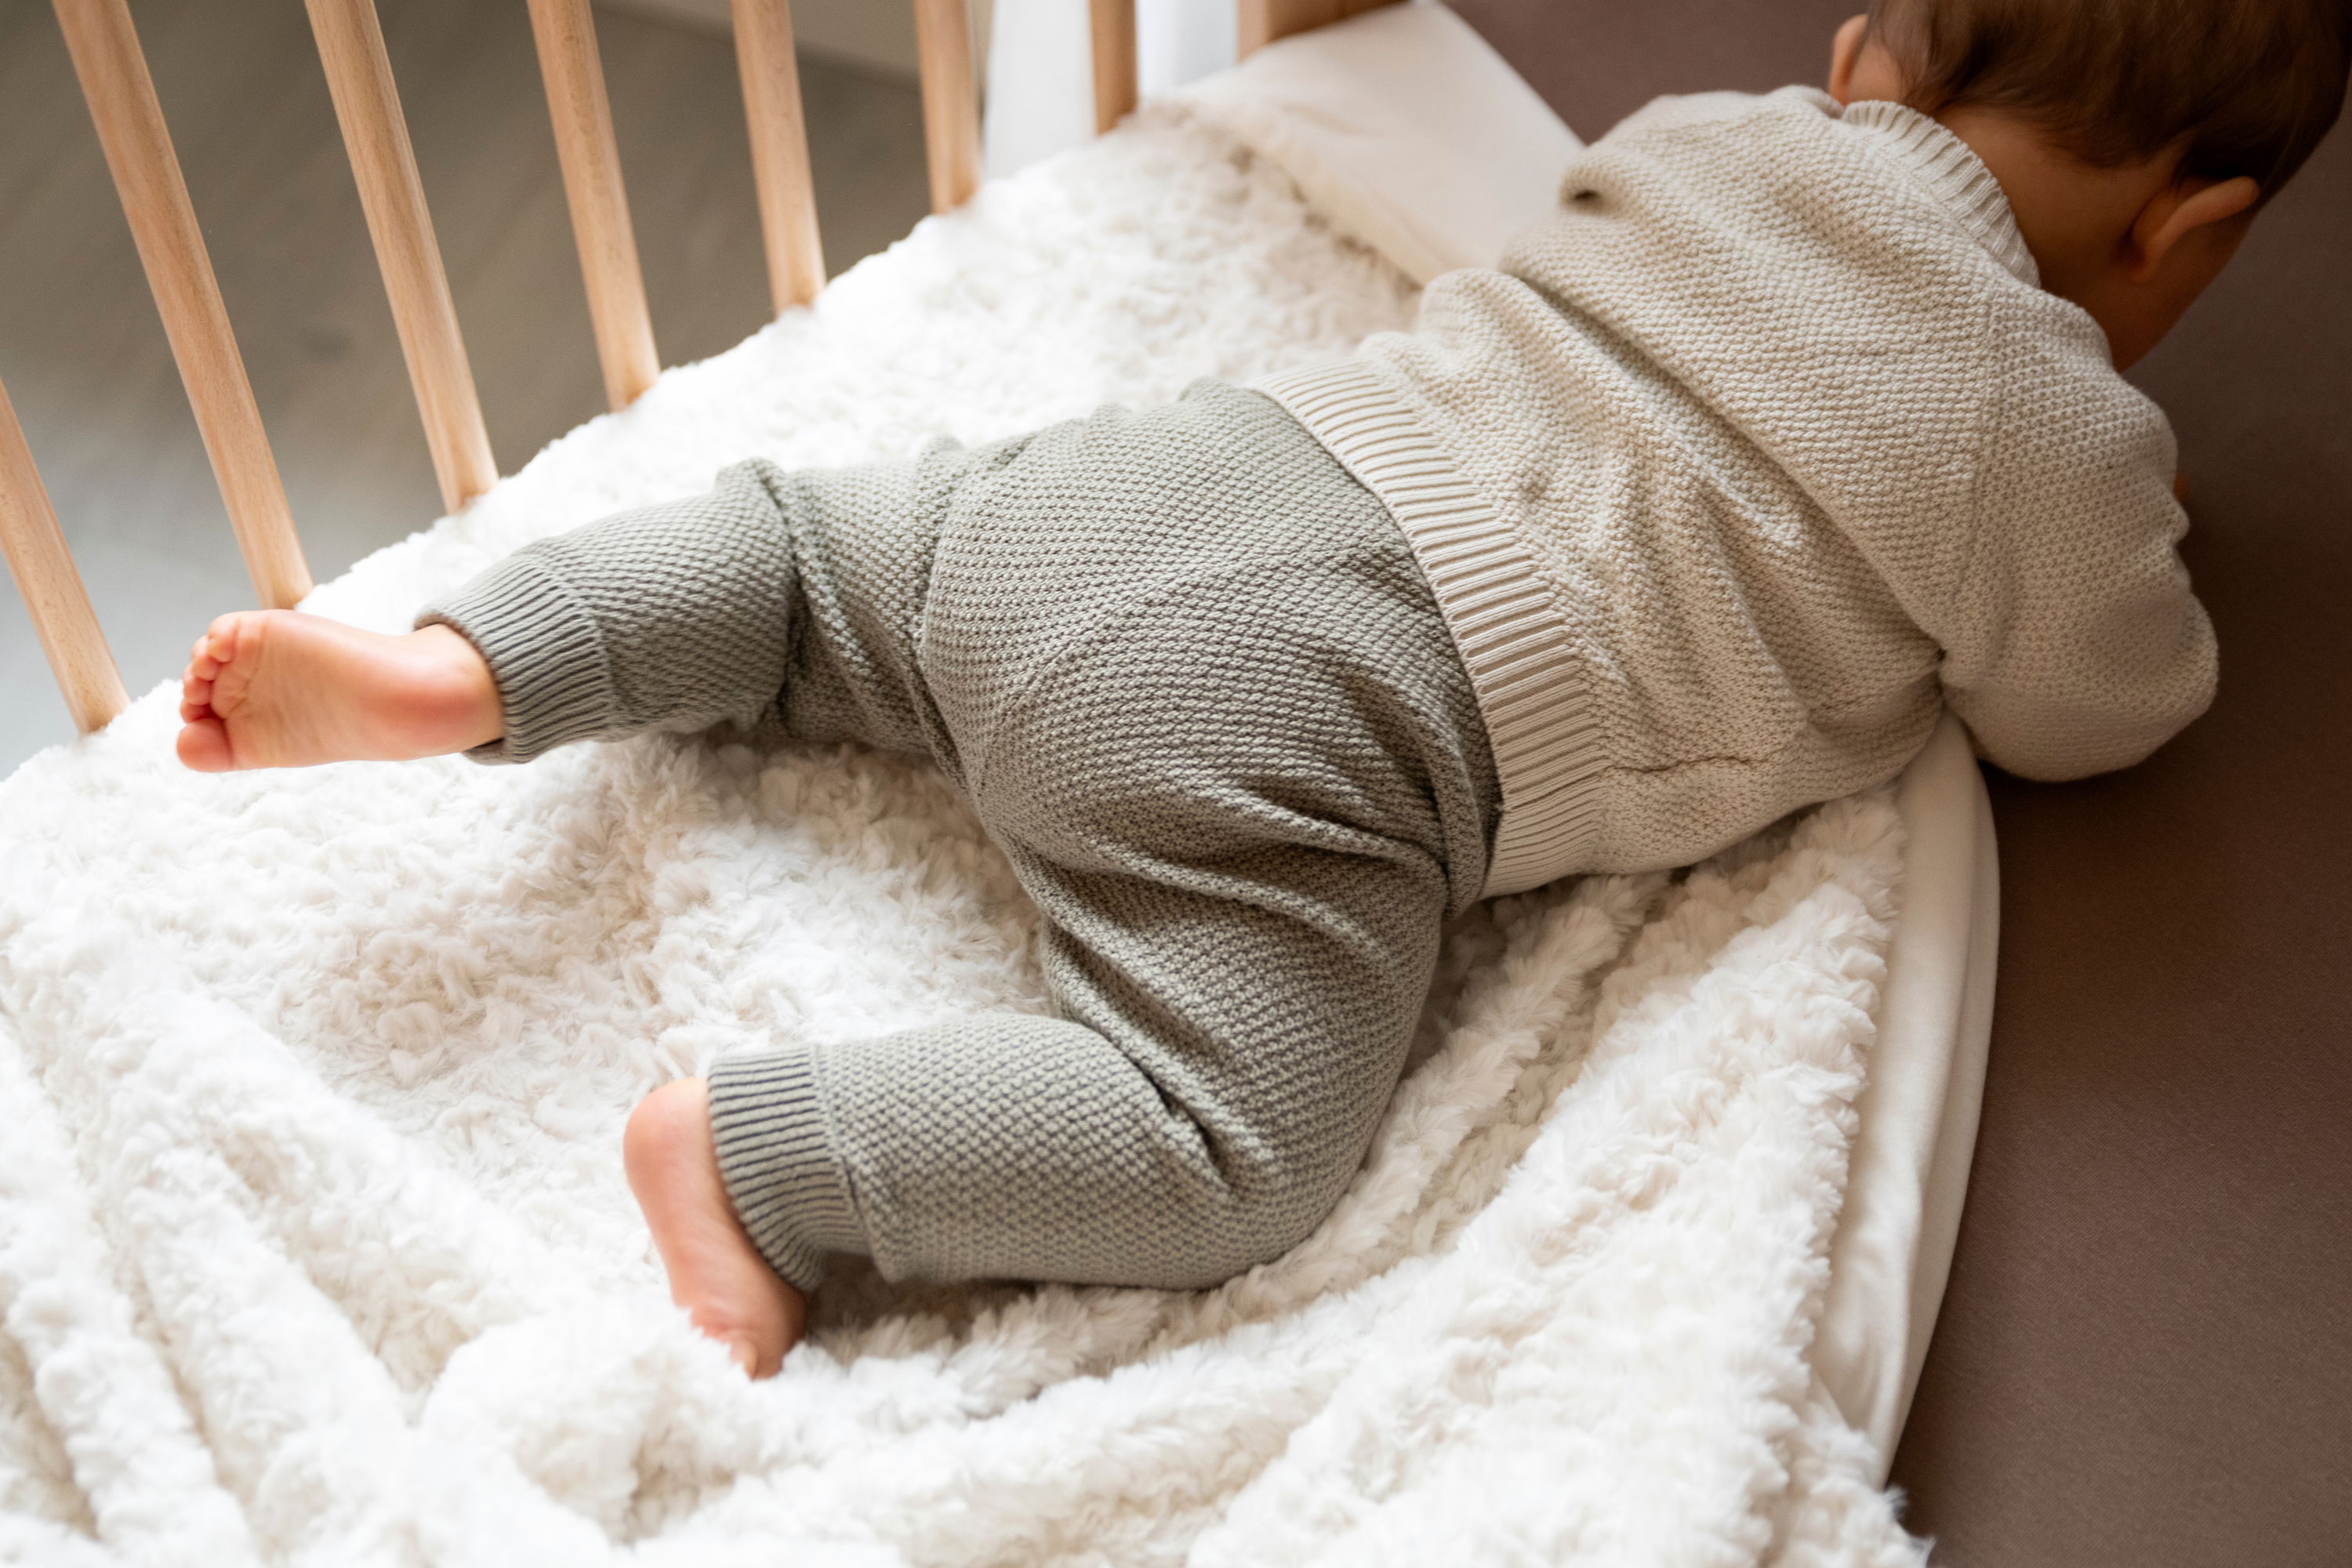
[421,89,2214,1295]
[423,384,1501,1290]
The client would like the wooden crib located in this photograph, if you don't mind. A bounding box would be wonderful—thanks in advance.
[0,0,1396,740]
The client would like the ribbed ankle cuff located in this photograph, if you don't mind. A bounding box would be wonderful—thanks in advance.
[707,1044,867,1293]
[416,553,618,764]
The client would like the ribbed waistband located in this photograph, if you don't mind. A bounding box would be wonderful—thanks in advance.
[1256,358,1606,895]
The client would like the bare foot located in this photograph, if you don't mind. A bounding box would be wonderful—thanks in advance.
[625,1077,808,1377]
[176,612,503,771]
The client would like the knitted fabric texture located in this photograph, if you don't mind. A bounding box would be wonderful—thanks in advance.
[1265,89,2216,884]
[422,383,1500,1292]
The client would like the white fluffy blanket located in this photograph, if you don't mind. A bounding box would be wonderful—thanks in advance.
[0,109,1929,1566]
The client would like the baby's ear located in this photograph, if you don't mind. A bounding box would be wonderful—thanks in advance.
[2129,176,2260,281]
[1827,14,1870,105]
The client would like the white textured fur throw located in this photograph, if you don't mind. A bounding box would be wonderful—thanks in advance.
[0,109,1929,1566]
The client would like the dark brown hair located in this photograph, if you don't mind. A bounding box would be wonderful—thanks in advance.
[1865,0,2352,195]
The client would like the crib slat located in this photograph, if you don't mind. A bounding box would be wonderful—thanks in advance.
[528,0,660,410]
[1237,0,1294,56]
[50,0,313,611]
[303,0,498,514]
[0,376,129,736]
[731,0,826,313]
[1091,0,1138,134]
[911,0,981,213]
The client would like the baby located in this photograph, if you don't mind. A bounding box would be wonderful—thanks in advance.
[174,0,2349,1376]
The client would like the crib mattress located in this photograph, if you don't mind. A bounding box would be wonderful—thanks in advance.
[1182,1,1997,1475]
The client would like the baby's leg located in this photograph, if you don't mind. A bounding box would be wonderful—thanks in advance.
[664,527,1497,1356]
[176,456,947,772]
[652,841,1455,1372]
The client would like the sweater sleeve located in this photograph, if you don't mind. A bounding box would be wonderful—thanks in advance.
[1937,321,2219,782]
[415,461,802,764]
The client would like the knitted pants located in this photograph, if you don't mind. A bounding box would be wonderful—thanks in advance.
[420,382,1500,1293]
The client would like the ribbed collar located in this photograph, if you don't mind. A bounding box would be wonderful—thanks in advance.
[1838,97,2041,288]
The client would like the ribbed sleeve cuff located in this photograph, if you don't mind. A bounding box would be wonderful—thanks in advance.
[415,554,619,764]
[707,1044,868,1293]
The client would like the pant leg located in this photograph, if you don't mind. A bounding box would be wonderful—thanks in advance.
[416,452,964,764]
[709,385,1502,1291]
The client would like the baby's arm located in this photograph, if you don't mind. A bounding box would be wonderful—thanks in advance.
[1941,513,2215,781]
[1937,346,2218,780]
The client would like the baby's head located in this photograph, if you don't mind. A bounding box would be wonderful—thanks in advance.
[1827,0,2352,366]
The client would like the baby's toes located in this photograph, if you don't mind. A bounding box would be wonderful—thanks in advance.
[176,715,232,772]
[201,615,263,715]
[201,612,252,665]
[187,615,245,681]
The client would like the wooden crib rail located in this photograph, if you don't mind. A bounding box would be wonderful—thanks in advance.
[304,0,500,517]
[913,0,983,214]
[1091,0,1139,136]
[0,375,129,735]
[734,0,827,313]
[51,0,313,611]
[528,0,661,411]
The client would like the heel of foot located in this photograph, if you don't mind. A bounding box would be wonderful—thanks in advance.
[403,626,504,755]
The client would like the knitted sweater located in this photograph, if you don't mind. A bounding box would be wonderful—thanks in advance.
[1263,88,2216,891]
